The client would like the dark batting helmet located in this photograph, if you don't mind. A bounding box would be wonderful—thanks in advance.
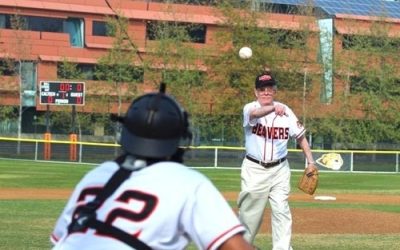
[116,84,191,158]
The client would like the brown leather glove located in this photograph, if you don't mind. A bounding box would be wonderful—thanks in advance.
[298,164,319,195]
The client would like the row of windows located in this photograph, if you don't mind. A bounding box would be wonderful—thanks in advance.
[146,21,206,43]
[56,62,206,87]
[0,14,208,45]
[342,34,400,51]
[232,27,308,49]
[56,63,144,82]
[349,76,400,95]
[259,3,316,15]
[3,59,398,96]
[0,12,309,51]
[93,20,207,43]
[0,14,84,47]
[0,14,64,32]
[3,12,399,52]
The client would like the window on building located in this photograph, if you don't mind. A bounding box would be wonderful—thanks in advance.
[0,14,84,47]
[147,21,206,43]
[162,69,205,86]
[57,62,144,82]
[2,15,64,32]
[0,14,24,30]
[350,75,400,96]
[58,63,97,80]
[273,70,314,92]
[92,21,110,36]
[0,14,5,28]
[349,76,372,93]
[261,3,299,14]
[259,3,316,15]
[0,59,16,76]
[57,62,84,79]
[65,18,84,47]
[66,18,84,47]
[267,28,307,49]
[30,16,64,32]
[77,64,96,80]
[233,27,307,49]
[342,34,400,51]
[95,65,144,82]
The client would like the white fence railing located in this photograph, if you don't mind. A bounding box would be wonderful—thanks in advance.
[0,137,399,173]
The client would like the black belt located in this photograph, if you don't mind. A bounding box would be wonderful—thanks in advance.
[245,155,287,168]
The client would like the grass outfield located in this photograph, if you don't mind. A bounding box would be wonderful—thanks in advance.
[0,158,400,249]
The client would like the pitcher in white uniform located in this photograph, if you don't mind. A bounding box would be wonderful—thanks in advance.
[51,84,254,250]
[238,71,315,250]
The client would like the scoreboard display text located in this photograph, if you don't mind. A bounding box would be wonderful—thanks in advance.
[40,81,85,105]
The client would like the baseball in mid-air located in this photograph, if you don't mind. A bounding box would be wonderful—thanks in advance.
[239,46,252,59]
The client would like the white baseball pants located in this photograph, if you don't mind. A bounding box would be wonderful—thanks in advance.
[238,158,293,250]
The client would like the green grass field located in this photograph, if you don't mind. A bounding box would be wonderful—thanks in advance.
[0,158,400,249]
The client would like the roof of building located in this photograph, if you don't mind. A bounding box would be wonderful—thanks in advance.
[267,0,400,19]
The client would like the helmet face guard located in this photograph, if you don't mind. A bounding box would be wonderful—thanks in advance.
[117,85,191,158]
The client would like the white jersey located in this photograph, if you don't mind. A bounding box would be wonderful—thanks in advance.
[51,161,244,250]
[243,100,306,162]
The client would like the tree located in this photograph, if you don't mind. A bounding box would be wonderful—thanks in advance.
[315,17,400,148]
[0,106,18,134]
[5,14,35,153]
[95,14,143,142]
[0,58,18,135]
[56,59,95,136]
[202,1,317,145]
[144,17,212,144]
[207,1,400,148]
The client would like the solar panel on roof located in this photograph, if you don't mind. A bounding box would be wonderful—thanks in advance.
[263,0,400,19]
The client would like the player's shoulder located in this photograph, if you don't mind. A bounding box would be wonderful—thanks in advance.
[152,161,202,175]
[243,100,259,110]
[81,161,119,179]
[150,162,210,183]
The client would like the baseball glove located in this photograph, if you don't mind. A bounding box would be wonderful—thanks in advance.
[298,164,319,195]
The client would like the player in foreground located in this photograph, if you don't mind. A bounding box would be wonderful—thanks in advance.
[50,84,253,250]
[238,71,316,249]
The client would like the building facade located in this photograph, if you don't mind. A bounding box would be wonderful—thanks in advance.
[0,0,399,137]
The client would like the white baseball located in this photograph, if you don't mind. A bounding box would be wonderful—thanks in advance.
[239,46,252,59]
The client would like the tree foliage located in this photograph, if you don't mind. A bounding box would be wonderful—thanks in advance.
[202,1,400,148]
[95,14,142,116]
[3,2,398,148]
[200,1,316,145]
[142,16,213,144]
[53,60,96,135]
[316,18,400,148]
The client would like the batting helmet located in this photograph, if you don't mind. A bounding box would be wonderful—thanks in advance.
[116,84,191,159]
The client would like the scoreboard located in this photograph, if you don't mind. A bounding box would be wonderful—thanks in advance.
[40,81,85,105]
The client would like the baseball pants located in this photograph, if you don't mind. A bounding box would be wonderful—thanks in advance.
[237,158,293,250]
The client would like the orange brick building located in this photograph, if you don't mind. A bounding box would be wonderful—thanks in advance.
[1,0,399,135]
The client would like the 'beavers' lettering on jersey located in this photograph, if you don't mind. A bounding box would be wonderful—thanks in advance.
[251,123,289,139]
